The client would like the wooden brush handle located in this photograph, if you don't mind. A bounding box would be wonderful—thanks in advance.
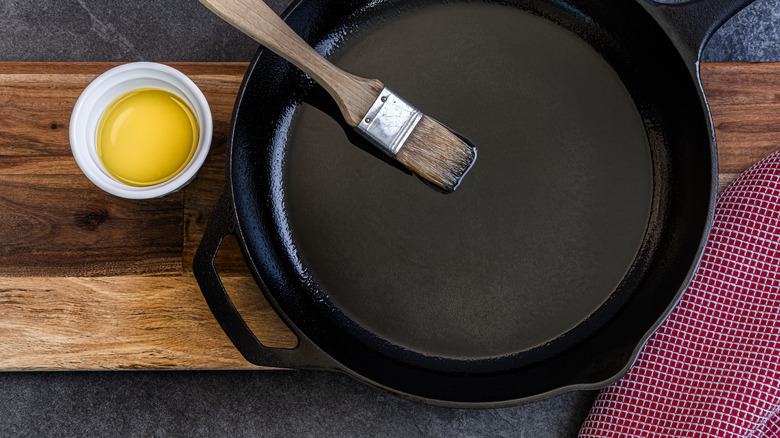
[199,0,383,127]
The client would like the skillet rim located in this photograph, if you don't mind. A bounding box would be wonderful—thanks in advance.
[216,0,719,406]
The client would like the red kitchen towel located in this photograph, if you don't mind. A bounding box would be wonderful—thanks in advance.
[579,149,780,438]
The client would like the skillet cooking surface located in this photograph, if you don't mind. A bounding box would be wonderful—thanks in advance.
[224,0,714,403]
[285,3,651,358]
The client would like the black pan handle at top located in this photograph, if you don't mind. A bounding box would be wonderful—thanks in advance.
[640,0,755,66]
[193,189,338,370]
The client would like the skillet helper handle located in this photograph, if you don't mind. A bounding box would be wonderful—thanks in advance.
[640,0,755,63]
[193,189,336,370]
[197,0,382,127]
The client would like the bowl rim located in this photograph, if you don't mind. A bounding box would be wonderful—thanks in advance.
[69,61,213,199]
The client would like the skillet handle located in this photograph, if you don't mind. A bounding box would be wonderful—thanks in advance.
[640,0,754,63]
[193,188,337,370]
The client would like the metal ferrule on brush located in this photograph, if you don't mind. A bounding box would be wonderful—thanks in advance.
[356,88,422,157]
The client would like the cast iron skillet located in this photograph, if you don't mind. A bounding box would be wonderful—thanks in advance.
[195,0,753,407]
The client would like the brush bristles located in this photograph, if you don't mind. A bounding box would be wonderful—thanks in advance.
[394,115,476,193]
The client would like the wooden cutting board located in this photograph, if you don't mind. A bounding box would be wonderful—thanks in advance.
[0,62,777,370]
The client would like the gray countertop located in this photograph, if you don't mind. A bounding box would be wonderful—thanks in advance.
[1,1,778,437]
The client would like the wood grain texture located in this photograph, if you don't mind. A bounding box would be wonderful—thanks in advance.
[0,275,296,370]
[701,62,780,192]
[0,62,776,370]
[0,63,249,277]
[0,174,183,276]
[0,63,294,370]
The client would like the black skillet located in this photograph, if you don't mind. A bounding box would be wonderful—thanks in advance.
[195,0,754,406]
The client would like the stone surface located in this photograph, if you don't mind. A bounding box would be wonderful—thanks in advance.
[0,371,596,437]
[0,0,778,436]
[704,0,780,62]
[0,0,777,63]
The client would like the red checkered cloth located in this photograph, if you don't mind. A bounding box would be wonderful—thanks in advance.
[579,149,780,438]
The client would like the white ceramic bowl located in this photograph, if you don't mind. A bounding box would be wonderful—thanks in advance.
[70,62,213,199]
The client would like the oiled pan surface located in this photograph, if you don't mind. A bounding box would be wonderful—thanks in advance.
[229,0,714,403]
[284,3,651,358]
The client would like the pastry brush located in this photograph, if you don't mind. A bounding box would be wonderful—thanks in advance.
[199,0,477,192]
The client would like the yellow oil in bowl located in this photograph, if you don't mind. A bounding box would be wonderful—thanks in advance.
[97,88,199,187]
